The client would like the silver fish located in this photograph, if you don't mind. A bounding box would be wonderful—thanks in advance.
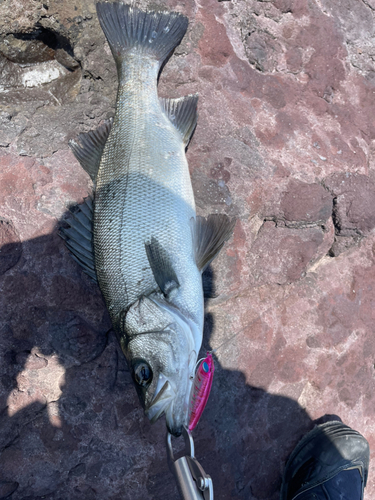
[61,2,235,436]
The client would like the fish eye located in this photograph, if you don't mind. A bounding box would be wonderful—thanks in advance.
[133,361,153,387]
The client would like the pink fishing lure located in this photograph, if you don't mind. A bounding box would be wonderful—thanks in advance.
[188,352,214,431]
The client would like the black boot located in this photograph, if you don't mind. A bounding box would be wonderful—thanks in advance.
[280,420,370,500]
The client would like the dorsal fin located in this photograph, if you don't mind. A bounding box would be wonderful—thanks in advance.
[59,197,97,282]
[160,94,198,146]
[191,215,236,273]
[69,119,113,183]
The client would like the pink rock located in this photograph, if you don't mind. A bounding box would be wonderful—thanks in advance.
[1,0,375,498]
[248,220,334,285]
[280,179,333,226]
[324,172,375,235]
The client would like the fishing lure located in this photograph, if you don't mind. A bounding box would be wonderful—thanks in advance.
[188,352,214,431]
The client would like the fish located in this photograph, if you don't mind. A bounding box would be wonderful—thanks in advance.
[60,2,235,436]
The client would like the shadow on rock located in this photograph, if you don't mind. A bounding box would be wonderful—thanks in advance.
[0,220,313,500]
[147,357,313,500]
[189,363,312,500]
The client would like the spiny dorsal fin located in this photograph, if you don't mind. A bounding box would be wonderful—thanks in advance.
[59,196,97,282]
[69,119,112,183]
[160,94,198,146]
[145,236,180,297]
[191,214,236,273]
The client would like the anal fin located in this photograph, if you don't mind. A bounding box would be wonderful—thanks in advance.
[145,237,179,297]
[160,94,198,146]
[69,119,113,183]
[59,197,97,283]
[191,214,236,273]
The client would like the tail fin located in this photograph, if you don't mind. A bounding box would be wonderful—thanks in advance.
[96,2,188,67]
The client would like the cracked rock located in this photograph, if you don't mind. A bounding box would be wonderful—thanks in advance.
[280,179,333,228]
[324,172,375,236]
[324,172,375,255]
[248,219,334,285]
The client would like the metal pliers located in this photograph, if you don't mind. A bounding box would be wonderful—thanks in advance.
[167,426,214,500]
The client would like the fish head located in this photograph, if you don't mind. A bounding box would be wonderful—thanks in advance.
[120,295,197,436]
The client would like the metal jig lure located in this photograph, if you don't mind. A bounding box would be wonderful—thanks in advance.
[188,352,214,431]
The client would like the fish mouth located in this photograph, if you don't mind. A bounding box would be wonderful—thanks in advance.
[146,374,175,424]
[146,375,196,437]
[145,351,197,427]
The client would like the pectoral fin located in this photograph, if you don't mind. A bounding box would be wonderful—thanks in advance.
[145,237,180,297]
[69,118,113,183]
[191,214,236,273]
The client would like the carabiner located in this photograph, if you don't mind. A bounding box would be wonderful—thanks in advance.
[166,426,214,500]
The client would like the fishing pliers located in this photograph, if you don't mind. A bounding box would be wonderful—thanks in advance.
[167,426,214,500]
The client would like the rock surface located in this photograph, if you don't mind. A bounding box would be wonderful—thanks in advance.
[1,0,375,499]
